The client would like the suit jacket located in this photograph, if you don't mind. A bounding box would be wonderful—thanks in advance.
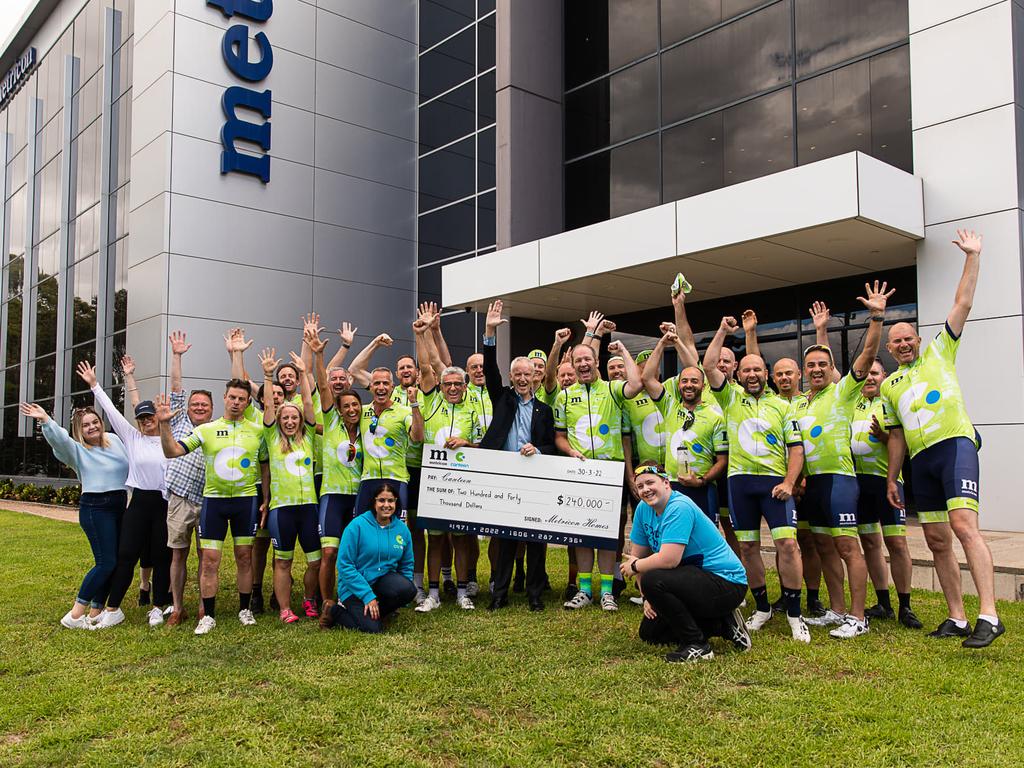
[478,341,556,455]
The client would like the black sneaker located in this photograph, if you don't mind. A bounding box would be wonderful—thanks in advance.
[928,618,971,638]
[443,580,456,596]
[665,642,714,663]
[771,596,786,613]
[898,606,923,629]
[138,587,151,607]
[722,607,752,652]
[612,578,626,600]
[807,599,827,618]
[251,590,265,615]
[562,584,579,602]
[962,618,1005,649]
[865,603,895,620]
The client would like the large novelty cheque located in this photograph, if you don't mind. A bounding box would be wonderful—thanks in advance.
[417,447,623,549]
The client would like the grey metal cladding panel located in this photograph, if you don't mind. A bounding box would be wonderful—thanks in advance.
[313,168,415,240]
[315,61,416,141]
[312,221,414,286]
[312,277,415,346]
[315,8,416,91]
[315,0,416,44]
[314,114,415,189]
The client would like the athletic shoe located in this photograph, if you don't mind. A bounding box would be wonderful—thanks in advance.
[443,579,456,596]
[804,609,844,627]
[829,615,869,639]
[771,595,786,613]
[563,591,592,610]
[962,618,1005,649]
[280,609,300,624]
[665,642,714,662]
[807,599,828,618]
[929,618,971,638]
[194,616,216,635]
[600,593,618,612]
[612,578,626,600]
[94,608,125,629]
[238,609,257,626]
[414,595,441,613]
[745,609,773,631]
[466,581,479,598]
[629,596,644,606]
[87,613,104,627]
[147,607,166,627]
[723,607,752,652]
[138,587,150,607]
[60,611,94,630]
[865,603,895,620]
[251,590,265,615]
[788,615,812,644]
[898,606,923,630]
[413,588,426,606]
[166,610,187,627]
[455,595,475,610]
[302,599,319,619]
[562,584,580,602]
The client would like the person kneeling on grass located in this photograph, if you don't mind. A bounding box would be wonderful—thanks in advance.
[621,462,751,662]
[319,483,416,633]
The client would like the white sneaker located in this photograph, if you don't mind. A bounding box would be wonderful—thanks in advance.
[194,615,216,635]
[725,607,753,652]
[60,611,94,630]
[829,615,869,639]
[745,609,773,631]
[94,608,125,629]
[238,609,257,626]
[600,593,618,612]
[629,596,644,606]
[163,605,174,616]
[465,581,479,598]
[415,595,441,613]
[413,588,426,606]
[563,591,592,610]
[455,595,475,610]
[804,608,844,627]
[147,606,166,627]
[788,615,812,644]
[87,612,104,627]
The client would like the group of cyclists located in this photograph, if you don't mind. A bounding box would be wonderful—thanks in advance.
[24,228,1005,656]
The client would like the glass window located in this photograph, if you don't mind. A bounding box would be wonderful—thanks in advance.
[661,1,791,124]
[797,59,870,166]
[74,0,105,84]
[8,89,29,154]
[477,69,495,129]
[565,79,611,160]
[74,72,103,134]
[111,93,133,192]
[73,254,98,346]
[477,190,495,249]
[5,256,23,298]
[34,158,63,244]
[108,331,126,390]
[610,135,659,218]
[417,262,442,300]
[477,126,495,191]
[113,238,128,333]
[566,58,658,160]
[566,151,610,230]
[32,354,56,400]
[111,183,130,242]
[112,33,133,99]
[419,26,475,103]
[71,343,94,385]
[5,188,27,260]
[661,0,769,47]
[35,277,58,357]
[478,12,495,73]
[34,233,59,282]
[421,0,475,51]
[5,372,20,410]
[74,119,102,215]
[73,203,101,262]
[36,110,64,167]
[4,297,21,367]
[662,111,723,202]
[869,46,912,173]
[35,32,71,128]
[7,146,27,198]
[724,87,793,184]
[114,0,134,50]
[419,136,475,213]
[795,0,908,77]
[418,199,475,264]
[565,0,658,89]
[419,81,475,151]
[479,1,495,17]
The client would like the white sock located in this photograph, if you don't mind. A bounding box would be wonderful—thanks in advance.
[950,617,969,629]
[429,587,439,601]
[457,587,467,600]
[978,613,999,626]
[413,573,423,590]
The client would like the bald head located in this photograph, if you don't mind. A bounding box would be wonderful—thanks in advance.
[737,354,767,396]
[887,321,922,366]
[772,357,801,398]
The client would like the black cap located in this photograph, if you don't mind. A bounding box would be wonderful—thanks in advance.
[135,400,156,418]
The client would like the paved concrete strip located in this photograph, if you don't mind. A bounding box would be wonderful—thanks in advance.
[1,501,78,523]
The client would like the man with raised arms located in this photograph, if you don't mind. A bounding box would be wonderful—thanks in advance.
[881,229,1003,648]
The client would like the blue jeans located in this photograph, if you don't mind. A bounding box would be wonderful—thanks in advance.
[77,491,127,608]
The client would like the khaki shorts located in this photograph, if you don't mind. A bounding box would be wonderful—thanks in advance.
[167,493,200,549]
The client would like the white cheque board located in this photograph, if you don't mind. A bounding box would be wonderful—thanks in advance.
[416,446,624,549]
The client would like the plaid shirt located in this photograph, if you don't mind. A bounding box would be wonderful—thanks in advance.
[164,390,206,504]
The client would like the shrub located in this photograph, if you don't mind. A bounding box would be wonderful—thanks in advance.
[0,481,80,506]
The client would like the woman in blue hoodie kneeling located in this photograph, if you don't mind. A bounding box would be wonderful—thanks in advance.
[319,483,416,633]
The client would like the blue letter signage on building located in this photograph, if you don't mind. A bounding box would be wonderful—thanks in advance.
[0,48,38,110]
[208,0,273,183]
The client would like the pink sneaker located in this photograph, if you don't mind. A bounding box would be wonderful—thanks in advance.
[279,608,300,624]
[302,599,319,619]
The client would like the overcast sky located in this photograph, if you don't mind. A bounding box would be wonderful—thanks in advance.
[0,0,35,52]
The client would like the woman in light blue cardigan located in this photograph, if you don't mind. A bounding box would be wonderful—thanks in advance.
[21,402,129,630]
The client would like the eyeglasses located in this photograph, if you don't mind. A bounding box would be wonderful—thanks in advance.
[442,381,464,389]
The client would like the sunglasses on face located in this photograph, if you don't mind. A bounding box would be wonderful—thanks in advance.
[634,466,670,480]
[682,410,696,432]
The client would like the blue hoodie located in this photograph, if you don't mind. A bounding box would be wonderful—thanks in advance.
[337,510,414,604]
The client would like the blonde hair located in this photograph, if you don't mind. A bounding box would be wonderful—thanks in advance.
[71,407,110,450]
[276,402,308,453]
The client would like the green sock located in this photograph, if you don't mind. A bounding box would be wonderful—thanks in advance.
[579,575,592,597]
[600,574,613,596]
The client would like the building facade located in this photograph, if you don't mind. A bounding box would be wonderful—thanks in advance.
[1,1,1022,533]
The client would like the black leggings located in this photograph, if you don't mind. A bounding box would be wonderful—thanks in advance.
[328,572,417,634]
[106,489,171,609]
[639,565,747,647]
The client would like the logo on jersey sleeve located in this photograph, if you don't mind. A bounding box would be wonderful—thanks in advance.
[574,414,610,451]
[213,446,251,482]
[285,450,312,477]
[737,417,778,456]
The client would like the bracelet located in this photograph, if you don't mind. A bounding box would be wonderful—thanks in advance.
[584,331,595,338]
[630,559,639,574]
[869,315,884,323]
[409,401,420,408]
[341,342,351,349]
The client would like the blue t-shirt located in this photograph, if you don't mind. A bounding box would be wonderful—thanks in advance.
[630,491,747,585]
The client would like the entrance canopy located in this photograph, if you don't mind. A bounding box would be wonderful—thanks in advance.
[442,152,923,321]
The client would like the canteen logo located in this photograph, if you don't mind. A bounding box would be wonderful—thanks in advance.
[427,448,468,466]
[737,417,775,456]
[213,446,250,481]
[365,424,392,459]
[574,414,609,451]
[850,419,878,460]
[640,410,665,449]
[798,416,821,462]
[897,383,938,431]
[336,440,359,467]
[284,450,311,477]
[209,0,274,183]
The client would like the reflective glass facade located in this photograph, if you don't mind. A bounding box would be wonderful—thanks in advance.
[564,0,911,229]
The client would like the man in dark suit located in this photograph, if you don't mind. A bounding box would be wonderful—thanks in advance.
[479,300,556,611]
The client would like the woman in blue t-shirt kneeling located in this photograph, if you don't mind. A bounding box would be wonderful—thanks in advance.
[621,463,750,662]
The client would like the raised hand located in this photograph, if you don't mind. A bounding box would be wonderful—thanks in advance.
[581,311,603,334]
[412,316,431,334]
[120,355,135,377]
[153,393,175,423]
[76,360,98,388]
[301,313,323,340]
[304,325,327,355]
[338,322,357,347]
[169,331,191,356]
[598,318,616,335]
[809,301,830,331]
[869,414,888,443]
[554,327,572,346]
[741,309,758,332]
[225,328,253,354]
[257,347,280,376]
[406,386,418,405]
[720,316,739,334]
[19,402,49,422]
[607,340,625,356]
[856,280,895,316]
[288,350,306,374]
[952,228,982,258]
[658,321,676,336]
[374,333,394,348]
[661,331,679,347]
[485,300,507,332]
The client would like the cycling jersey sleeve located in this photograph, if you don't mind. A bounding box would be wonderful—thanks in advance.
[180,426,205,454]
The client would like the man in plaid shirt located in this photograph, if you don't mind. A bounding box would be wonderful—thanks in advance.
[164,332,214,626]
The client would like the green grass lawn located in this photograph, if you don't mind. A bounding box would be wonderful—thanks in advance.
[1,508,1021,768]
